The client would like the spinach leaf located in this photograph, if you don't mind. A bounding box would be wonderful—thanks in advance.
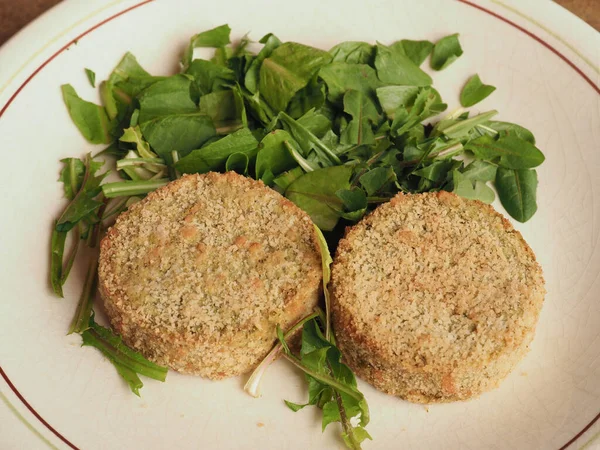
[285,165,354,230]
[85,68,96,87]
[176,128,258,173]
[287,76,326,119]
[430,34,463,70]
[61,85,111,144]
[329,41,374,64]
[140,113,216,160]
[259,42,332,112]
[245,33,281,94]
[495,168,538,222]
[374,43,432,86]
[398,39,433,66]
[182,24,232,69]
[465,134,545,169]
[319,62,383,105]
[279,111,340,165]
[460,74,496,107]
[255,130,298,182]
[340,90,380,146]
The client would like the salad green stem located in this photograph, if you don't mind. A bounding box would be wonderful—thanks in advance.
[102,179,169,198]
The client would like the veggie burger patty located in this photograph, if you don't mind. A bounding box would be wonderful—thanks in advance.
[331,191,545,403]
[99,172,322,379]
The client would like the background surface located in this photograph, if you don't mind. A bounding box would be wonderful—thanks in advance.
[0,0,599,46]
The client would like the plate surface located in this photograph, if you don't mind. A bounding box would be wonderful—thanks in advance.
[1,1,599,449]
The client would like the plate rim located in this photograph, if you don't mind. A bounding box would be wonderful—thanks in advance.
[0,1,598,449]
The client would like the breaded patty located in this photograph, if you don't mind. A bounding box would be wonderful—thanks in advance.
[331,191,545,403]
[99,172,322,379]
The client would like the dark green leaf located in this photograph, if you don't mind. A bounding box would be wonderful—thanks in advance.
[279,111,340,165]
[85,68,96,87]
[273,167,304,192]
[465,134,545,169]
[376,85,420,118]
[138,75,198,122]
[140,113,216,160]
[329,41,374,64]
[225,152,249,174]
[461,160,497,182]
[186,59,235,95]
[460,74,496,107]
[199,90,245,129]
[319,62,383,105]
[285,165,353,230]
[374,43,432,86]
[245,33,282,94]
[58,157,86,200]
[61,84,111,144]
[359,166,396,195]
[176,128,258,173]
[399,39,433,66]
[340,90,380,146]
[81,314,167,396]
[259,42,332,112]
[487,121,536,144]
[495,168,538,222]
[336,187,367,212]
[435,110,498,139]
[287,76,326,119]
[182,24,231,69]
[413,159,454,182]
[452,170,495,204]
[431,33,463,70]
[256,130,298,181]
[50,226,67,297]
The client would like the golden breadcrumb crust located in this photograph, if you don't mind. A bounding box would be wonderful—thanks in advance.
[331,191,545,403]
[99,172,322,379]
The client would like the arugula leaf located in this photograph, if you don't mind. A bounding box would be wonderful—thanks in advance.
[259,42,332,112]
[391,87,447,136]
[329,42,374,64]
[495,168,538,222]
[85,68,96,87]
[285,165,354,230]
[431,33,463,70]
[435,110,498,139]
[465,134,545,169]
[313,226,333,340]
[273,167,305,192]
[374,43,432,86]
[460,74,496,107]
[376,85,420,118]
[287,76,326,119]
[319,62,383,105]
[176,128,258,173]
[398,39,433,66]
[182,24,232,69]
[81,314,168,396]
[340,90,380,146]
[61,85,111,144]
[245,33,282,94]
[199,89,245,130]
[50,226,68,297]
[255,130,298,182]
[140,113,216,160]
[119,126,156,159]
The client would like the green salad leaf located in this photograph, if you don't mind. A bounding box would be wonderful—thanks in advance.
[431,33,463,70]
[61,85,111,144]
[460,74,496,107]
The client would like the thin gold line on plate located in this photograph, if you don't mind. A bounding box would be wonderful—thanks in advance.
[0,390,59,450]
[491,0,600,74]
[0,0,125,98]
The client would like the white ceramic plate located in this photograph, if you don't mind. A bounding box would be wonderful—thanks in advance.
[1,1,599,449]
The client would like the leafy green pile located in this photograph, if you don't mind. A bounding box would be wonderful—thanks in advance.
[52,24,546,449]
